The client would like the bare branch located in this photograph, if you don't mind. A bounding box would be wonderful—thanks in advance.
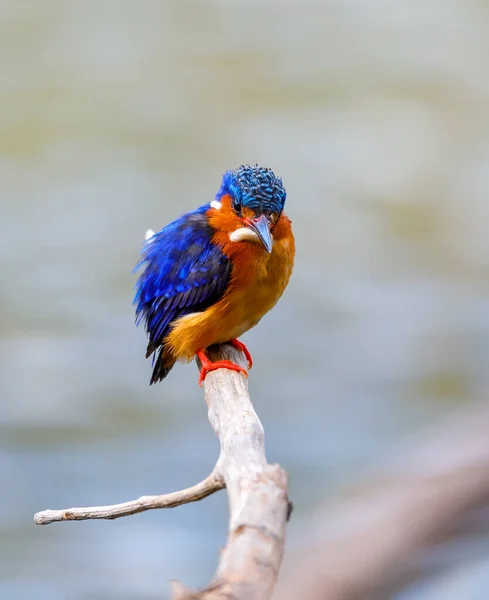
[34,470,224,525]
[33,343,290,600]
[174,345,290,600]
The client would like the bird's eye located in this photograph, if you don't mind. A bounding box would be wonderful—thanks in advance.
[233,200,242,214]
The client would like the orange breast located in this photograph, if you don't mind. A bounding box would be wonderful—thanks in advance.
[165,213,295,362]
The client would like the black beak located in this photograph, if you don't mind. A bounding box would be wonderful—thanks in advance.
[246,214,273,253]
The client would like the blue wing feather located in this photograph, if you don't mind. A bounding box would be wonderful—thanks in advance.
[134,205,231,356]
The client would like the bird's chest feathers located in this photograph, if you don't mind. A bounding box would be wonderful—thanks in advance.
[236,259,272,307]
[216,241,291,338]
[234,242,283,293]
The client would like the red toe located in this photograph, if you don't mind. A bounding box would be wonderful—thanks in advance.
[196,349,249,386]
[228,338,253,369]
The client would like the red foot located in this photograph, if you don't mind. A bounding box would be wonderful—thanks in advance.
[196,349,248,387]
[228,338,253,369]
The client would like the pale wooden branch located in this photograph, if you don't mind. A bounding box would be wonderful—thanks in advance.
[172,345,290,600]
[33,344,290,600]
[34,470,224,524]
[275,400,489,600]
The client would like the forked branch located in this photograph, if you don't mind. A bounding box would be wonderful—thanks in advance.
[34,344,290,600]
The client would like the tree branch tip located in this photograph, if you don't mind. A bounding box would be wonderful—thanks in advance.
[33,511,47,525]
[33,471,225,526]
[34,509,75,525]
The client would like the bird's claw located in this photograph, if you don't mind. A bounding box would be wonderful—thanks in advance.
[228,338,253,370]
[198,359,248,387]
[196,348,249,386]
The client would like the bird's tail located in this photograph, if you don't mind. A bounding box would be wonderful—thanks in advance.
[147,345,176,385]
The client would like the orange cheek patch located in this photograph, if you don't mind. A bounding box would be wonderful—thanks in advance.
[208,194,242,232]
[219,194,233,207]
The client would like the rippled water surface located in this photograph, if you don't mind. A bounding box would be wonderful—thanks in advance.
[2,2,489,598]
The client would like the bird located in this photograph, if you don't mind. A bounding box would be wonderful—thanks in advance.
[134,164,295,386]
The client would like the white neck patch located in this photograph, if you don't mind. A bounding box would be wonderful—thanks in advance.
[210,200,222,210]
[229,227,259,243]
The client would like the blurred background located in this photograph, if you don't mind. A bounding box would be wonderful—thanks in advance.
[1,1,489,599]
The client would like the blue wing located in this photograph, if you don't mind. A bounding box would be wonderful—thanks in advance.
[134,205,231,360]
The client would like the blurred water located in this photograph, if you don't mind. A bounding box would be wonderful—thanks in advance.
[1,1,489,598]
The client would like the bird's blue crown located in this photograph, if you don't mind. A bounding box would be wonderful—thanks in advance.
[216,164,286,216]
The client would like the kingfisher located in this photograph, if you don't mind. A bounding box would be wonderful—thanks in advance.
[134,164,295,386]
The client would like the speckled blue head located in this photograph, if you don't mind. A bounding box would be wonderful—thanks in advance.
[216,164,286,217]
